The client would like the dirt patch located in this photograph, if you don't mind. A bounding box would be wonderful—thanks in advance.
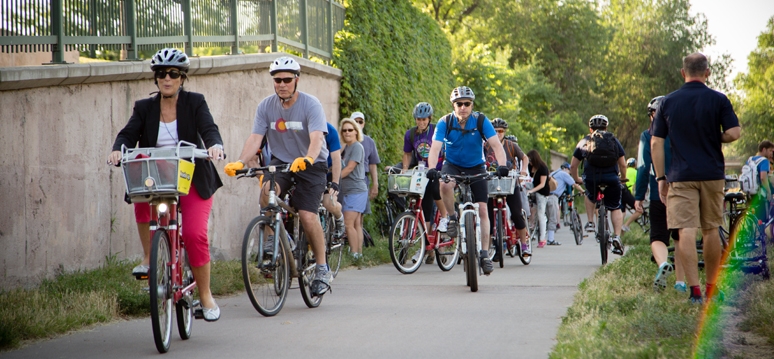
[720,306,774,359]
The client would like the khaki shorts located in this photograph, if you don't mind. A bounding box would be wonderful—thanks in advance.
[666,180,724,229]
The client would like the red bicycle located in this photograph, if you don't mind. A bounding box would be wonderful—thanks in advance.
[120,142,210,353]
[489,174,532,267]
[387,169,460,274]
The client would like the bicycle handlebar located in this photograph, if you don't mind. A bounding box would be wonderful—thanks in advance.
[441,172,492,184]
[235,164,291,179]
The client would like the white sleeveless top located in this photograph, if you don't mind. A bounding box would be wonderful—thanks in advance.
[157,120,179,148]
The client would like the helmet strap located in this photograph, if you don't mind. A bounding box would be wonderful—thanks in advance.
[276,81,298,104]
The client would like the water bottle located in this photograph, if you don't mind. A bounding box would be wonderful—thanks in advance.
[418,161,426,172]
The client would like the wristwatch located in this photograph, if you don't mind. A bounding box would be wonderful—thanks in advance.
[656,176,667,181]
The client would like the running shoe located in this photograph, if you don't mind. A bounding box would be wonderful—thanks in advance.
[446,217,459,238]
[480,250,493,275]
[674,282,687,293]
[653,262,674,291]
[547,240,562,246]
[131,264,149,276]
[334,216,345,238]
[584,222,595,233]
[411,250,423,264]
[425,251,435,265]
[437,217,449,232]
[311,267,333,297]
[611,235,624,255]
[622,225,630,232]
[521,243,531,257]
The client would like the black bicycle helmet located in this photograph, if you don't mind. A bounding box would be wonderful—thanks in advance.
[648,96,665,115]
[588,114,609,130]
[413,102,433,119]
[491,118,508,129]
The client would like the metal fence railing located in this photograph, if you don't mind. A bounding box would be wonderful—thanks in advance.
[0,0,345,63]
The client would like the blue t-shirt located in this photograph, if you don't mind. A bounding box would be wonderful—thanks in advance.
[651,82,740,182]
[550,169,576,196]
[752,155,770,187]
[572,133,625,177]
[403,123,443,170]
[634,129,672,201]
[433,112,496,168]
[325,122,342,168]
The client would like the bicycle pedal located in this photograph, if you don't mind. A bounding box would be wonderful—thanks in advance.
[193,308,204,320]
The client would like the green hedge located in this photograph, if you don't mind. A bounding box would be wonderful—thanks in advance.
[333,0,454,232]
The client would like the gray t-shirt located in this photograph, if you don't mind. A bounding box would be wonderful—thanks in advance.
[361,135,381,173]
[341,142,368,195]
[251,92,329,164]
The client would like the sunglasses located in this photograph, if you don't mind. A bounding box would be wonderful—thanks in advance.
[496,129,506,133]
[355,120,364,125]
[454,101,472,108]
[154,69,183,79]
[273,77,296,84]
[342,128,356,133]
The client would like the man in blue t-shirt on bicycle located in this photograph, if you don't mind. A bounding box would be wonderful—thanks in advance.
[570,115,627,256]
[426,86,509,275]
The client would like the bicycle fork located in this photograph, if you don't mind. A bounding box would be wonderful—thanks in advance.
[458,203,481,255]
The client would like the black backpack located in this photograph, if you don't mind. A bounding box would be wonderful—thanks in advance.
[443,112,488,142]
[585,130,619,167]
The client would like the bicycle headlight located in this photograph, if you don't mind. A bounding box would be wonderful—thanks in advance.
[157,203,168,214]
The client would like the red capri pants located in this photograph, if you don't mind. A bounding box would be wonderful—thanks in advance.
[134,185,213,267]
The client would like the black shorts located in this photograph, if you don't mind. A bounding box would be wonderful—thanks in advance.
[583,172,623,210]
[269,158,328,213]
[441,162,488,203]
[649,199,679,245]
[621,187,635,211]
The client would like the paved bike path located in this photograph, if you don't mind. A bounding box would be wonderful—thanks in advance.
[4,229,611,359]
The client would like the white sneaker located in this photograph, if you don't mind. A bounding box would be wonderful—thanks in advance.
[437,217,449,232]
[411,250,423,263]
[622,225,630,232]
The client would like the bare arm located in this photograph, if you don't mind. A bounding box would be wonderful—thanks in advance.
[617,156,627,181]
[330,149,342,185]
[521,155,529,175]
[487,136,507,167]
[402,152,412,173]
[341,160,358,179]
[237,133,265,163]
[305,131,324,160]
[570,157,582,183]
[427,140,443,169]
[721,126,741,143]
[651,136,666,178]
[529,175,547,193]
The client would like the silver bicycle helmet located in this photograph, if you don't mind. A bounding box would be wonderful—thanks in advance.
[491,118,508,129]
[450,86,475,102]
[505,134,518,143]
[588,114,609,129]
[627,158,636,167]
[648,96,665,114]
[269,56,301,76]
[150,48,190,71]
[413,102,433,119]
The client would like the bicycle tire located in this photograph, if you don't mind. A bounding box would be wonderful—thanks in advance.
[176,249,193,340]
[494,210,505,268]
[435,230,459,272]
[518,210,532,265]
[241,216,289,317]
[363,228,375,247]
[572,210,583,245]
[297,229,323,308]
[465,213,478,292]
[598,206,608,265]
[388,212,425,274]
[149,230,173,353]
[325,212,343,278]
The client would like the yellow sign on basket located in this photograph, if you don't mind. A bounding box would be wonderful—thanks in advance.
[177,159,195,195]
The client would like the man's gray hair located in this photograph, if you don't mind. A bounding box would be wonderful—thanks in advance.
[683,53,708,77]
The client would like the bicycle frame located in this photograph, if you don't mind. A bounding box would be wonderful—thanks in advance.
[150,199,197,306]
[491,195,520,248]
[254,166,299,277]
[407,195,452,252]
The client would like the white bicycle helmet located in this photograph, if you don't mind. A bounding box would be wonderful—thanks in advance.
[588,114,609,129]
[450,86,475,102]
[150,48,190,71]
[269,56,301,76]
[648,96,664,114]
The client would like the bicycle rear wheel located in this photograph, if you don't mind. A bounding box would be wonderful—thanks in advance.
[389,212,426,274]
[572,210,583,245]
[150,230,173,353]
[598,207,608,265]
[298,229,323,308]
[176,249,193,340]
[242,216,289,317]
[465,213,478,292]
[435,231,459,271]
[494,210,505,268]
[519,209,533,265]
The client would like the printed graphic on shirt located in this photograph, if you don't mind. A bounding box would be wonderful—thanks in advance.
[417,142,431,160]
[271,119,303,133]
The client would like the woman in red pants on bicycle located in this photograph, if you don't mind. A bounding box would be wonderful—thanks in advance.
[106,48,225,322]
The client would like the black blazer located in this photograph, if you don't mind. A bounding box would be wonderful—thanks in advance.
[112,90,224,200]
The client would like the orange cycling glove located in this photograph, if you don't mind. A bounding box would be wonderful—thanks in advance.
[290,156,314,172]
[224,161,244,177]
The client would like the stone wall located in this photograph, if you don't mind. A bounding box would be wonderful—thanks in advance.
[0,53,341,288]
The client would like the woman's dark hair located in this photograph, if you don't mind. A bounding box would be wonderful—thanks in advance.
[527,149,547,172]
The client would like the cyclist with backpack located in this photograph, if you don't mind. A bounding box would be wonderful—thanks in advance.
[485,118,531,256]
[402,102,450,264]
[740,140,773,219]
[569,114,627,256]
[426,86,509,275]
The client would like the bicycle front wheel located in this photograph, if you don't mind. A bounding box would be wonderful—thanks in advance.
[176,249,193,340]
[242,216,289,317]
[598,207,608,265]
[494,209,505,268]
[389,212,426,274]
[465,213,478,292]
[150,230,173,353]
[298,229,323,308]
[572,210,583,245]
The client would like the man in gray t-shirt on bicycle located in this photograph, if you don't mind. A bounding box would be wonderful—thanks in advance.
[225,56,333,297]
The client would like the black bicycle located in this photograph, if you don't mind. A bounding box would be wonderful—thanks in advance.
[559,192,584,245]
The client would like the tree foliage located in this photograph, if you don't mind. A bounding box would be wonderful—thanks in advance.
[732,16,774,155]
